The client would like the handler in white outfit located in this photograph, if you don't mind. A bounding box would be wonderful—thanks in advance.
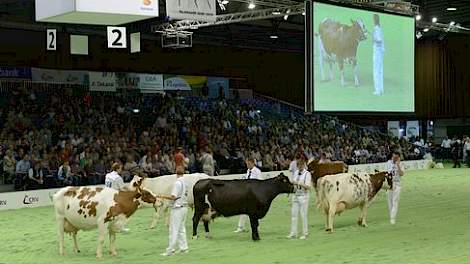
[373,14,385,95]
[386,151,405,225]
[105,163,130,232]
[158,166,189,256]
[234,158,262,233]
[105,163,126,190]
[287,159,312,239]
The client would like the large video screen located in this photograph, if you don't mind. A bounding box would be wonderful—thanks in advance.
[313,2,415,112]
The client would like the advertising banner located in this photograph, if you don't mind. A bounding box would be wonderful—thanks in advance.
[0,67,31,79]
[387,121,400,138]
[139,74,164,92]
[166,0,216,22]
[348,159,432,174]
[89,72,116,92]
[207,77,229,99]
[116,73,140,90]
[406,120,420,138]
[163,75,207,91]
[31,68,88,85]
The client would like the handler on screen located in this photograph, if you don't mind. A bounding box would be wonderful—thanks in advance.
[373,14,385,96]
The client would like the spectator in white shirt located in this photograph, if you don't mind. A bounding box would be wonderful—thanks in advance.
[441,137,452,159]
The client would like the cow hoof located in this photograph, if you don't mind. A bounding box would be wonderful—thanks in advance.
[361,223,368,228]
[96,254,103,260]
[110,251,118,257]
[192,235,198,240]
[149,225,155,229]
[74,249,80,254]
[205,233,212,239]
[325,229,333,234]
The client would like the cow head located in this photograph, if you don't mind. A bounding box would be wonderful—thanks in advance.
[129,175,157,205]
[372,170,393,190]
[351,19,368,41]
[274,173,295,193]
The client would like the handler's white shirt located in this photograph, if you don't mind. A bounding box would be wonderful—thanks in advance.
[105,171,125,190]
[385,160,404,184]
[171,177,188,208]
[243,166,261,180]
[293,169,312,196]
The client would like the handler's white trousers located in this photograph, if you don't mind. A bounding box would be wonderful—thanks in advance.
[166,206,188,254]
[237,215,248,230]
[373,48,384,94]
[387,184,401,221]
[290,194,310,236]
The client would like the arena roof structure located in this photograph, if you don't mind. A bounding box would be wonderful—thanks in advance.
[0,0,470,51]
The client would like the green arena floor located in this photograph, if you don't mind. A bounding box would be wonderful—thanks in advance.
[1,168,470,264]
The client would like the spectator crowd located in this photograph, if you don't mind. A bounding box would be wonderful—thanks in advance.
[0,85,452,191]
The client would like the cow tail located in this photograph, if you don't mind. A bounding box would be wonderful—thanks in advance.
[316,178,328,211]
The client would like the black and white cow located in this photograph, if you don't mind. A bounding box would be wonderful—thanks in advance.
[192,173,294,241]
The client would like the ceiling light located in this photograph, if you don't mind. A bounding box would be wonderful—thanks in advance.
[450,21,456,26]
[248,3,255,9]
[415,14,422,21]
[272,11,281,15]
[446,7,457,11]
[432,17,438,23]
[302,11,306,16]
[284,15,289,20]
[423,28,430,32]
[416,31,422,39]
[270,35,278,39]
[221,0,229,4]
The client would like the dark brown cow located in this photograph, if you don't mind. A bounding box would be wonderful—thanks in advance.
[307,159,347,188]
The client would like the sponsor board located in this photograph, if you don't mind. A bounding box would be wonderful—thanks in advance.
[349,159,432,174]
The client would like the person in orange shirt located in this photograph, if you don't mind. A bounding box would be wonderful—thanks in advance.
[174,147,187,172]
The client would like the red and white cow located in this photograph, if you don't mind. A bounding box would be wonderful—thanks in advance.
[53,176,156,259]
[142,173,211,229]
[316,171,392,233]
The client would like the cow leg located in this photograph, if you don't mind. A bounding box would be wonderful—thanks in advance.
[353,60,360,87]
[57,216,65,256]
[150,206,161,229]
[72,232,80,254]
[249,216,260,241]
[192,210,203,239]
[339,61,345,87]
[203,220,211,239]
[326,204,336,233]
[96,221,106,259]
[358,203,368,227]
[109,231,118,256]
[328,61,334,81]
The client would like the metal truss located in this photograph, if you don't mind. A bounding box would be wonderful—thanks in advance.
[228,0,302,8]
[153,4,304,32]
[417,21,470,35]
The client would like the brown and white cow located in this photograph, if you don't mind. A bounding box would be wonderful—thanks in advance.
[316,171,392,233]
[53,176,156,259]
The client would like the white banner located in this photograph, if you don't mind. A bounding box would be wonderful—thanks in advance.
[0,188,61,211]
[348,159,432,174]
[387,121,400,138]
[31,68,88,85]
[36,0,159,24]
[89,72,117,92]
[166,0,216,22]
[139,74,164,92]
[406,120,420,138]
